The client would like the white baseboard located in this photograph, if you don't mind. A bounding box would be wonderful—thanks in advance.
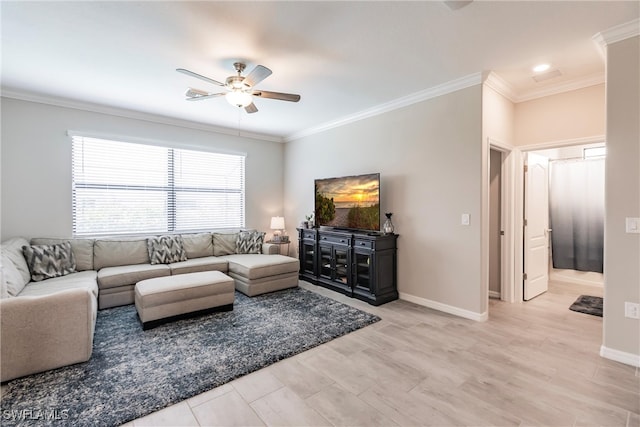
[399,292,488,322]
[488,290,501,299]
[600,345,640,367]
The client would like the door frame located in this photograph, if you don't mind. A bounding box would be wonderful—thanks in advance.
[512,136,606,303]
[487,138,516,303]
[484,136,606,308]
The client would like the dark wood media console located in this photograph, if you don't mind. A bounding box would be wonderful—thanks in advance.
[298,228,398,306]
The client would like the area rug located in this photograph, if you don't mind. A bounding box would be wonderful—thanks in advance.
[1,288,380,426]
[569,295,603,317]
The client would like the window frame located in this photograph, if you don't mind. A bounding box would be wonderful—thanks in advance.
[70,133,246,237]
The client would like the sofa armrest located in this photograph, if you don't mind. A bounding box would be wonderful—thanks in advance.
[1,288,97,382]
[261,243,280,255]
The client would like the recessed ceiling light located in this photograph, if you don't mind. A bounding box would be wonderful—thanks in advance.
[533,64,550,73]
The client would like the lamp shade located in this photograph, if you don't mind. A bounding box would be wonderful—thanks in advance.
[270,216,285,230]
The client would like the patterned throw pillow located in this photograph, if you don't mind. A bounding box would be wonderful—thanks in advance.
[236,231,265,254]
[147,235,187,264]
[22,242,77,282]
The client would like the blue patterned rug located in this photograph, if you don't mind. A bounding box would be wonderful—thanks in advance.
[1,287,380,426]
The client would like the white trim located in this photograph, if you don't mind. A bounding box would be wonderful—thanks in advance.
[593,18,640,49]
[2,89,283,143]
[285,72,483,142]
[66,130,248,157]
[593,19,640,60]
[519,135,606,152]
[483,72,518,103]
[488,139,516,304]
[516,73,605,103]
[488,290,501,299]
[399,292,488,322]
[600,345,640,368]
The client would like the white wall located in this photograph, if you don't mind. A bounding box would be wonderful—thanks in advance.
[285,86,485,318]
[515,84,605,146]
[603,35,640,363]
[0,97,285,240]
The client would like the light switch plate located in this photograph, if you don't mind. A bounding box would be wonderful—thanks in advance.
[626,217,640,233]
[461,214,470,226]
[625,302,640,319]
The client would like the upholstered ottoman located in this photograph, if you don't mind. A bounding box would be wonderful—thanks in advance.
[220,254,300,297]
[135,271,234,330]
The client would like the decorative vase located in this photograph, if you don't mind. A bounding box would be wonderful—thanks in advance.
[382,212,394,234]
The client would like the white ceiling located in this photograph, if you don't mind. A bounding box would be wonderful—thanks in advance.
[1,1,638,141]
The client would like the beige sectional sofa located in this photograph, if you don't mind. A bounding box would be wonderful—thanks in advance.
[0,231,299,382]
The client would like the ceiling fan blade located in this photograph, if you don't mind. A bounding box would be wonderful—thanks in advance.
[176,68,225,86]
[253,90,300,102]
[243,65,272,88]
[185,88,225,101]
[185,87,210,97]
[244,102,258,114]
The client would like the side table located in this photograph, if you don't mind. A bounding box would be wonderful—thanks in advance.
[266,240,291,256]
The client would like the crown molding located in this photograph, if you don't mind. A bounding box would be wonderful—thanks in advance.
[0,88,284,143]
[515,72,605,103]
[285,72,483,142]
[593,18,640,58]
[483,71,518,103]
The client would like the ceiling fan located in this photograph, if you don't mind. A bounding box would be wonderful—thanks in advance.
[176,62,301,114]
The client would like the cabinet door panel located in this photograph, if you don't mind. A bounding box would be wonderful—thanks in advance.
[319,245,333,279]
[353,251,373,295]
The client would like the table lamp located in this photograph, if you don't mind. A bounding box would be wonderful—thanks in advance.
[270,216,285,242]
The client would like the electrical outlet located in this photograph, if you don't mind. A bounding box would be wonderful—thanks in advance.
[625,302,640,319]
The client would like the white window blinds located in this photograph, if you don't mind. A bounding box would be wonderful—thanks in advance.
[71,136,245,236]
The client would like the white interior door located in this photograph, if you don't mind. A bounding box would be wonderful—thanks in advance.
[524,152,549,300]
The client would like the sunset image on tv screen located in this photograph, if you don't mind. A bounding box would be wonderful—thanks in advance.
[315,174,380,231]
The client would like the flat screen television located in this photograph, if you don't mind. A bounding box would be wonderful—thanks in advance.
[314,173,380,232]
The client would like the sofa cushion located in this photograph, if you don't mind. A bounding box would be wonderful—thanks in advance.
[181,233,214,259]
[236,231,265,254]
[30,238,95,271]
[1,237,32,286]
[147,235,187,265]
[97,264,170,290]
[213,232,238,256]
[19,270,99,299]
[23,242,77,282]
[94,238,149,270]
[222,254,299,280]
[1,253,26,297]
[169,257,228,275]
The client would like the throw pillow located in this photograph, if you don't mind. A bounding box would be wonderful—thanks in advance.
[22,242,77,282]
[236,230,265,254]
[213,233,238,256]
[147,235,187,264]
[1,253,26,296]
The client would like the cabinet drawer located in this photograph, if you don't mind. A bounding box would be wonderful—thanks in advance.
[354,239,374,250]
[302,230,317,241]
[319,234,351,246]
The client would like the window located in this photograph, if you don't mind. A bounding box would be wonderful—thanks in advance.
[71,135,245,236]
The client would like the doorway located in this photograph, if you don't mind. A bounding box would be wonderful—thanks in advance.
[489,149,502,299]
[527,143,605,293]
[487,139,606,308]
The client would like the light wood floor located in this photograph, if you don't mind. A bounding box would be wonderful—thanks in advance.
[126,280,639,427]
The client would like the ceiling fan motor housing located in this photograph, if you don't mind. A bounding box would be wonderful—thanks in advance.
[226,75,247,90]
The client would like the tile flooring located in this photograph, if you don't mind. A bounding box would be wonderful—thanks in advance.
[125,280,638,426]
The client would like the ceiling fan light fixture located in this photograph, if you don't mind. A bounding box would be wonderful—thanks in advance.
[225,90,252,107]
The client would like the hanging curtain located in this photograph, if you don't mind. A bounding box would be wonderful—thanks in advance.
[549,158,604,273]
